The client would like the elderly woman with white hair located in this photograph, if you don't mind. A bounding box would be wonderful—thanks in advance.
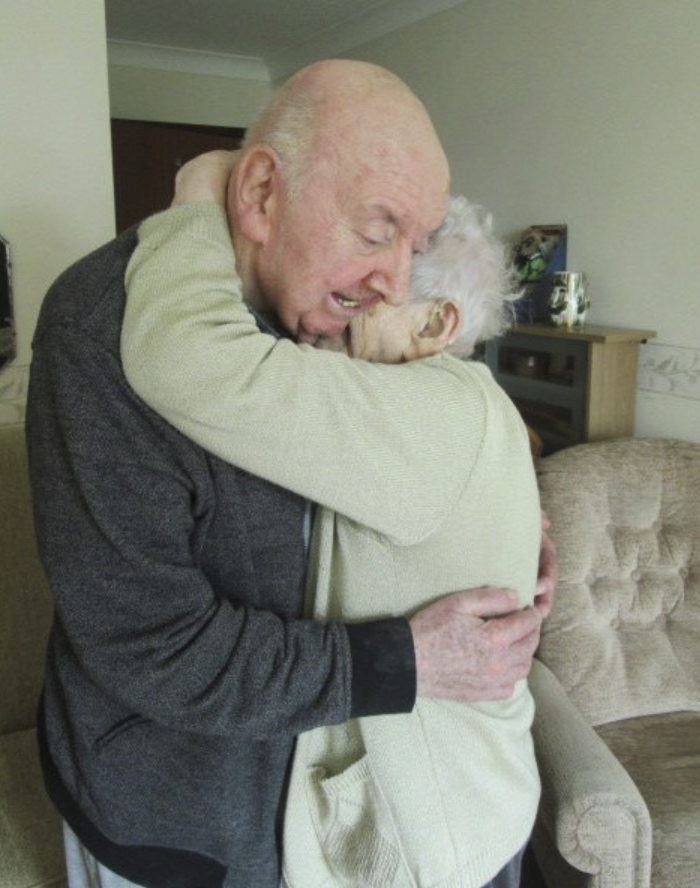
[121,158,542,888]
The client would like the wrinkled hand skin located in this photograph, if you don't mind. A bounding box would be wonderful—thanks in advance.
[410,587,541,701]
[411,513,558,702]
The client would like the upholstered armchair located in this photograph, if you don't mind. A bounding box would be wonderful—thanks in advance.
[529,437,700,888]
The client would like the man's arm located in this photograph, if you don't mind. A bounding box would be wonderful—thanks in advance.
[26,317,352,735]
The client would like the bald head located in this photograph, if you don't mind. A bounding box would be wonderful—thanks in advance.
[247,60,422,138]
[245,60,448,197]
[281,59,425,120]
[232,59,450,342]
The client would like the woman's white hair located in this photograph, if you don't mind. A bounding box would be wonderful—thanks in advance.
[410,195,520,358]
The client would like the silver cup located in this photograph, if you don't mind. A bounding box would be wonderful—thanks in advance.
[549,272,589,329]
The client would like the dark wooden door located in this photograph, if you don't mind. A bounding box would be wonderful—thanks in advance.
[111,119,245,232]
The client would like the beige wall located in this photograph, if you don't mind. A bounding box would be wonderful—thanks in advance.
[346,0,700,443]
[0,0,115,423]
[109,65,270,129]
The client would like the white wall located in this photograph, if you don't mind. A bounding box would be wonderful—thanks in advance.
[0,0,115,424]
[109,64,270,129]
[346,0,700,443]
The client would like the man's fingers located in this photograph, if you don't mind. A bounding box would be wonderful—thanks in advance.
[483,605,542,650]
[535,532,558,619]
[410,585,544,702]
[445,585,521,619]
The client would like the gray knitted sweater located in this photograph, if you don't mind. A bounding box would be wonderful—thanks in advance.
[26,226,413,888]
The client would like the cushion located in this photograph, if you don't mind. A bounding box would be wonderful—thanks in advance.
[0,727,66,887]
[537,438,700,726]
[597,711,700,887]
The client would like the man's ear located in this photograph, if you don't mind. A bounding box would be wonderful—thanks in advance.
[412,299,461,357]
[229,146,281,245]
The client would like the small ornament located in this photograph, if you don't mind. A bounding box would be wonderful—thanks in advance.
[549,272,589,329]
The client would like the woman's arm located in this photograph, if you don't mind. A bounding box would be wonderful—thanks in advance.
[122,202,487,544]
[122,205,488,545]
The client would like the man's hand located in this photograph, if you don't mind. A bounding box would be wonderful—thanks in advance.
[410,587,542,702]
[172,150,238,207]
[535,511,557,621]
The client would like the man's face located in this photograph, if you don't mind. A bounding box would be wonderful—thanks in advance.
[252,139,449,343]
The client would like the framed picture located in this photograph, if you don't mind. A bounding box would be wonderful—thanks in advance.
[511,224,567,323]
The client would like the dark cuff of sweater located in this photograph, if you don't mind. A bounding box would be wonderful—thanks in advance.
[346,617,416,718]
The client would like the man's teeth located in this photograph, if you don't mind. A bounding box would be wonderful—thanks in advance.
[334,295,362,309]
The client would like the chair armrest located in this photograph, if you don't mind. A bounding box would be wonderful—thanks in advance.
[528,659,652,888]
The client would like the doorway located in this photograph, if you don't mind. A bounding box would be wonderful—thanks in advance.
[111,119,245,232]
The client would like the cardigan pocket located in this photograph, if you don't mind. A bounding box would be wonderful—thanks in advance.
[309,756,404,887]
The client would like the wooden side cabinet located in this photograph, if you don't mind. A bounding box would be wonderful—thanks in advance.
[483,324,656,454]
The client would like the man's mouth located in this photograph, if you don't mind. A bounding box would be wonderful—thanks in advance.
[332,293,364,311]
[299,293,375,345]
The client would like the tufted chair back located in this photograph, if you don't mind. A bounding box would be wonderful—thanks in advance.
[536,437,700,727]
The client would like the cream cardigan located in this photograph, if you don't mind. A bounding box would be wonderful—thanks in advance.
[123,204,542,888]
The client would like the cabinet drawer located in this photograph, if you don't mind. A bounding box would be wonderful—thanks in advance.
[483,324,655,455]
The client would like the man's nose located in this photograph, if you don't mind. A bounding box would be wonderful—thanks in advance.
[366,243,413,305]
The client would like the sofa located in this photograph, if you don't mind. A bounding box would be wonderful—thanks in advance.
[530,437,700,888]
[0,423,66,887]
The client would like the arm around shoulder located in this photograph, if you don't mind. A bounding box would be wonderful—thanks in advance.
[122,204,480,543]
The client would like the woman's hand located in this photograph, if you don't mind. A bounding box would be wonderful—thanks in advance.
[172,150,239,207]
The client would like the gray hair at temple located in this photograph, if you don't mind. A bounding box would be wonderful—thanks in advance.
[242,93,315,198]
[409,195,520,359]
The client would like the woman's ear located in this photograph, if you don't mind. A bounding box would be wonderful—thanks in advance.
[412,299,461,357]
[229,146,281,245]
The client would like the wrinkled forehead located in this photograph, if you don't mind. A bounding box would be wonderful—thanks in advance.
[361,141,449,240]
[298,84,449,239]
[325,119,448,228]
[361,93,446,173]
[315,82,449,176]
